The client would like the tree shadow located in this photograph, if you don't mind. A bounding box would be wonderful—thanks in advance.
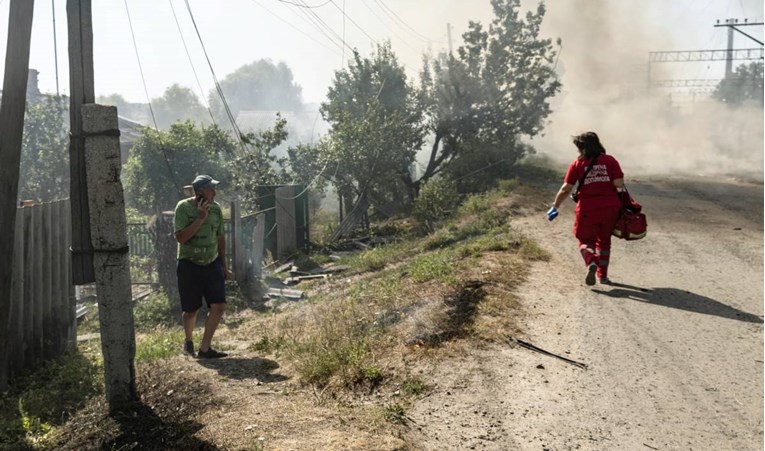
[107,401,218,451]
[196,357,289,382]
[592,282,764,324]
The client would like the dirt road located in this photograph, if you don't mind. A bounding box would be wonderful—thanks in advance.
[407,176,764,450]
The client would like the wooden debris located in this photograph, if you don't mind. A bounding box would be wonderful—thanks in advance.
[266,287,304,300]
[284,274,329,285]
[273,262,294,274]
[508,336,588,370]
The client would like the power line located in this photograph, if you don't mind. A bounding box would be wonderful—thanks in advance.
[277,0,332,7]
[372,0,433,44]
[123,0,182,193]
[168,0,217,126]
[248,0,341,56]
[183,0,249,155]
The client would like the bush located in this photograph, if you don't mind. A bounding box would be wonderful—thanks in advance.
[134,292,175,330]
[413,178,460,232]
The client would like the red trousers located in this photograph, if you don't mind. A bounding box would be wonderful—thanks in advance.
[573,206,621,278]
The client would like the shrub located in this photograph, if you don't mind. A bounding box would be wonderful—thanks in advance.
[413,178,460,232]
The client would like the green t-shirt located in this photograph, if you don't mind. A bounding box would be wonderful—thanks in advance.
[174,198,224,266]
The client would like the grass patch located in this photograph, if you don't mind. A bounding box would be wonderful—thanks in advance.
[0,353,102,449]
[342,241,413,273]
[135,328,185,363]
[134,292,176,331]
[407,250,457,285]
[401,377,430,397]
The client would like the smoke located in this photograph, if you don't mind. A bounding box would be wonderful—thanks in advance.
[530,0,764,181]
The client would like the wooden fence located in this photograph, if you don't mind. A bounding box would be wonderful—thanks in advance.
[7,199,75,381]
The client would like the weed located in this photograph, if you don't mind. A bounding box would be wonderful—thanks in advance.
[407,250,457,285]
[0,353,101,448]
[382,403,408,425]
[134,292,175,331]
[497,177,520,193]
[135,328,185,362]
[401,377,429,396]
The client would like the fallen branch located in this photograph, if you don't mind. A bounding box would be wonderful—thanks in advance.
[508,336,588,370]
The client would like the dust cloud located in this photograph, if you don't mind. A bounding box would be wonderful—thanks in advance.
[529,1,764,182]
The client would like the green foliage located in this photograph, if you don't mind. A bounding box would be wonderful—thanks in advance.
[412,177,460,232]
[497,177,519,193]
[401,377,430,396]
[417,0,560,190]
[407,250,457,284]
[712,61,764,107]
[382,403,408,425]
[135,328,185,362]
[18,96,69,203]
[123,121,234,214]
[296,339,380,388]
[226,116,289,210]
[320,42,425,211]
[0,353,101,448]
[134,292,175,330]
[209,59,303,126]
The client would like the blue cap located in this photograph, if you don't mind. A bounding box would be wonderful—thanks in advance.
[192,175,220,191]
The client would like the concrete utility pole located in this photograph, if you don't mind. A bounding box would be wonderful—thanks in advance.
[714,18,765,79]
[82,104,137,411]
[67,0,96,285]
[0,0,35,390]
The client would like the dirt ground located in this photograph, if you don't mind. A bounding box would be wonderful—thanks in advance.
[53,175,763,451]
[405,175,764,450]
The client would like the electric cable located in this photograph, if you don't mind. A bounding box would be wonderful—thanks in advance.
[123,0,182,193]
[183,0,249,155]
[168,0,217,126]
[372,0,432,44]
[248,0,341,56]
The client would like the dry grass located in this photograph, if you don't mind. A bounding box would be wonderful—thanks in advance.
[17,179,553,451]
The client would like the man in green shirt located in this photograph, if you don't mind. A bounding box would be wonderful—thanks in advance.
[174,175,229,358]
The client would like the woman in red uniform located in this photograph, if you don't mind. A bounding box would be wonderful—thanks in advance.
[547,132,624,285]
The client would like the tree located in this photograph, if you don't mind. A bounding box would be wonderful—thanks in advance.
[320,42,424,213]
[226,115,289,211]
[122,121,234,214]
[416,0,560,193]
[712,62,764,107]
[18,95,69,202]
[152,83,211,129]
[209,59,303,126]
[97,93,151,125]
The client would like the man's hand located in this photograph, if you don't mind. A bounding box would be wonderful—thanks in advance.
[222,266,230,281]
[547,206,559,221]
[196,197,210,220]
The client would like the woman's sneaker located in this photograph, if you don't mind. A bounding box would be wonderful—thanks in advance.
[585,264,597,286]
[197,348,228,359]
[599,277,612,285]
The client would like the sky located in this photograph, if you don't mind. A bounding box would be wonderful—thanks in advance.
[0,0,763,177]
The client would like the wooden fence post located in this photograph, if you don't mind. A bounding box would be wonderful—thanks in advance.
[155,212,180,316]
[0,0,35,390]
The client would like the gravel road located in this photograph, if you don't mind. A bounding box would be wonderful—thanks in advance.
[407,176,764,451]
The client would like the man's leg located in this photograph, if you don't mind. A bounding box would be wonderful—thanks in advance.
[182,309,198,342]
[199,302,225,352]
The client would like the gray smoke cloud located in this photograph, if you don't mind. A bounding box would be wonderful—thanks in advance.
[528,0,764,181]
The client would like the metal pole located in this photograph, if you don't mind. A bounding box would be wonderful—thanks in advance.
[52,0,60,95]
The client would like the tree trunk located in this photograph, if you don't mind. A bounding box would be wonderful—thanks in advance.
[0,0,35,390]
[82,104,137,412]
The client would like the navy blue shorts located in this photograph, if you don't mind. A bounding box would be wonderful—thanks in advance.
[177,257,226,313]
